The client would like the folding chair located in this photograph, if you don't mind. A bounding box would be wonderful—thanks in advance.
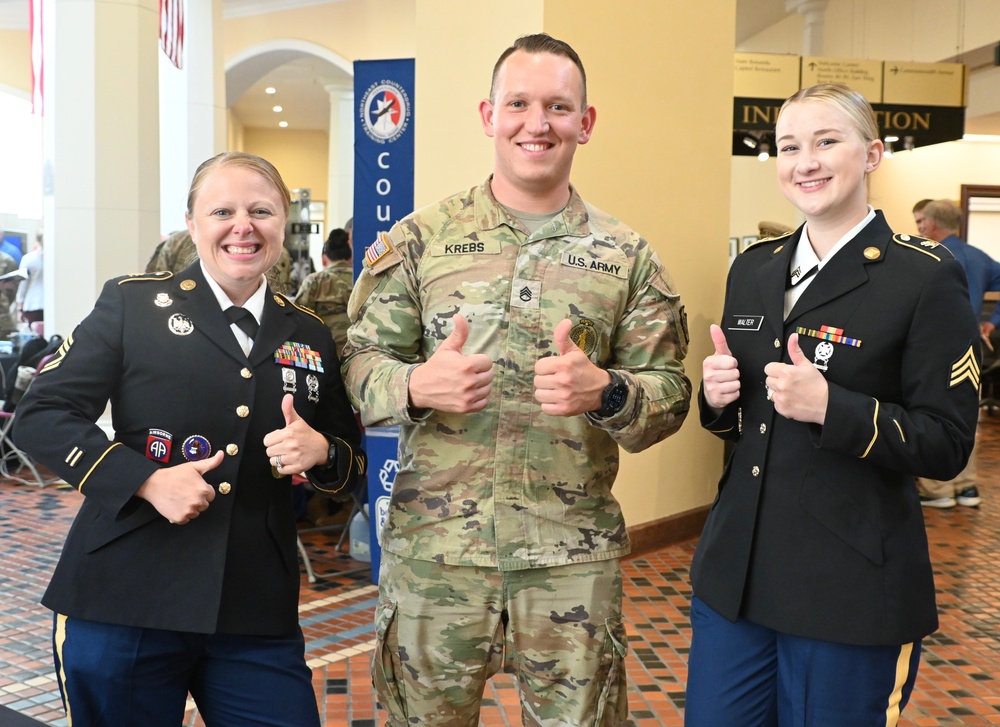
[0,352,63,487]
[295,476,370,583]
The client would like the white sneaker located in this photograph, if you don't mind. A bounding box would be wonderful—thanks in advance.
[919,495,957,508]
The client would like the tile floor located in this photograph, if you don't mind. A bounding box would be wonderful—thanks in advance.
[2,415,1000,726]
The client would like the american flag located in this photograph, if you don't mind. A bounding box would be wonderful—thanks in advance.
[159,0,184,69]
[29,0,42,115]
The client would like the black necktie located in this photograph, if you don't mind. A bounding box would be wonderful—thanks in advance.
[224,306,259,339]
[788,265,818,289]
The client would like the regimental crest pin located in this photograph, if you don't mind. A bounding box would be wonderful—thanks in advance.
[168,313,194,336]
[154,293,173,307]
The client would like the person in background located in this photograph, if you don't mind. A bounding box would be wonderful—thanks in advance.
[912,197,1000,508]
[16,230,44,331]
[145,229,198,274]
[294,227,353,350]
[14,152,365,727]
[342,32,691,726]
[692,83,979,726]
[0,233,21,340]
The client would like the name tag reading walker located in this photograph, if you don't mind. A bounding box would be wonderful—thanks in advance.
[728,315,764,332]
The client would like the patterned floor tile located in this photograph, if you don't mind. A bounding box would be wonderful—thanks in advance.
[2,415,1000,725]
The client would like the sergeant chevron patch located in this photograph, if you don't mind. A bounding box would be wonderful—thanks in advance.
[949,346,980,390]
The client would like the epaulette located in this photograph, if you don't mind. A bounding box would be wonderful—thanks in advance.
[743,230,792,254]
[117,271,173,285]
[363,231,404,275]
[275,293,325,325]
[892,233,950,261]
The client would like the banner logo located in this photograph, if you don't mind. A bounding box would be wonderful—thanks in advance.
[360,80,411,143]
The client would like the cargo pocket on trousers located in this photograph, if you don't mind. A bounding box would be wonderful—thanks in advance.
[592,616,629,726]
[373,599,408,725]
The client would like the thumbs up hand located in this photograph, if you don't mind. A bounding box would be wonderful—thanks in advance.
[409,314,495,413]
[136,450,223,525]
[702,324,741,412]
[534,319,609,417]
[763,333,828,423]
[263,394,330,473]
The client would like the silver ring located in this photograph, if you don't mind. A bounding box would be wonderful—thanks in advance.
[765,385,773,402]
[275,455,283,469]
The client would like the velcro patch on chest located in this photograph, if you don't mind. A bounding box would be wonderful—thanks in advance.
[430,238,501,256]
[560,252,627,278]
[510,278,541,309]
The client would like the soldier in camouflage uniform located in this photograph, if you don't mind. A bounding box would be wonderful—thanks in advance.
[295,228,353,350]
[342,34,691,727]
[145,230,198,274]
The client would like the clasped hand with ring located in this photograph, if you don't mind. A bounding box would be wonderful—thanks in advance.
[274,454,283,470]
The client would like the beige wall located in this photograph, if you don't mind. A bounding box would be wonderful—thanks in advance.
[243,127,329,202]
[0,28,29,95]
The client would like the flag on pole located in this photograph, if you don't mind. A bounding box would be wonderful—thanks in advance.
[159,0,184,69]
[29,0,43,115]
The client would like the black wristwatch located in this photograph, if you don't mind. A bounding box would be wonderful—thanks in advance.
[593,370,629,419]
[322,439,338,469]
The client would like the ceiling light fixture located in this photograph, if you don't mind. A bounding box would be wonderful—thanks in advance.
[265,87,277,95]
[884,141,894,158]
[279,121,288,128]
[272,105,283,113]
[757,142,770,162]
[742,134,758,149]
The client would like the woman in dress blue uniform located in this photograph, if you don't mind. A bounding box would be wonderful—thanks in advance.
[687,85,980,725]
[15,152,364,726]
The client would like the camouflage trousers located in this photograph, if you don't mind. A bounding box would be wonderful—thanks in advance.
[373,552,629,727]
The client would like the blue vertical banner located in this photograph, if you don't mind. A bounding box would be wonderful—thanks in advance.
[353,59,414,583]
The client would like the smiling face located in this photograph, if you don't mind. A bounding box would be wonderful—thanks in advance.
[775,99,882,229]
[185,164,287,305]
[479,50,596,213]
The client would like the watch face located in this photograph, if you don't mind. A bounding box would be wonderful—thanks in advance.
[607,385,628,412]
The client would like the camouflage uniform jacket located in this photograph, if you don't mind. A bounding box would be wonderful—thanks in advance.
[295,260,353,350]
[342,179,691,570]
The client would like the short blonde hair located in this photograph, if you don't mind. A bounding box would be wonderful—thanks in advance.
[186,152,291,217]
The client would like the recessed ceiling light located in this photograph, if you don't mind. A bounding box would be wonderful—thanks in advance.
[272,105,283,113]
[279,121,288,128]
[265,87,276,94]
